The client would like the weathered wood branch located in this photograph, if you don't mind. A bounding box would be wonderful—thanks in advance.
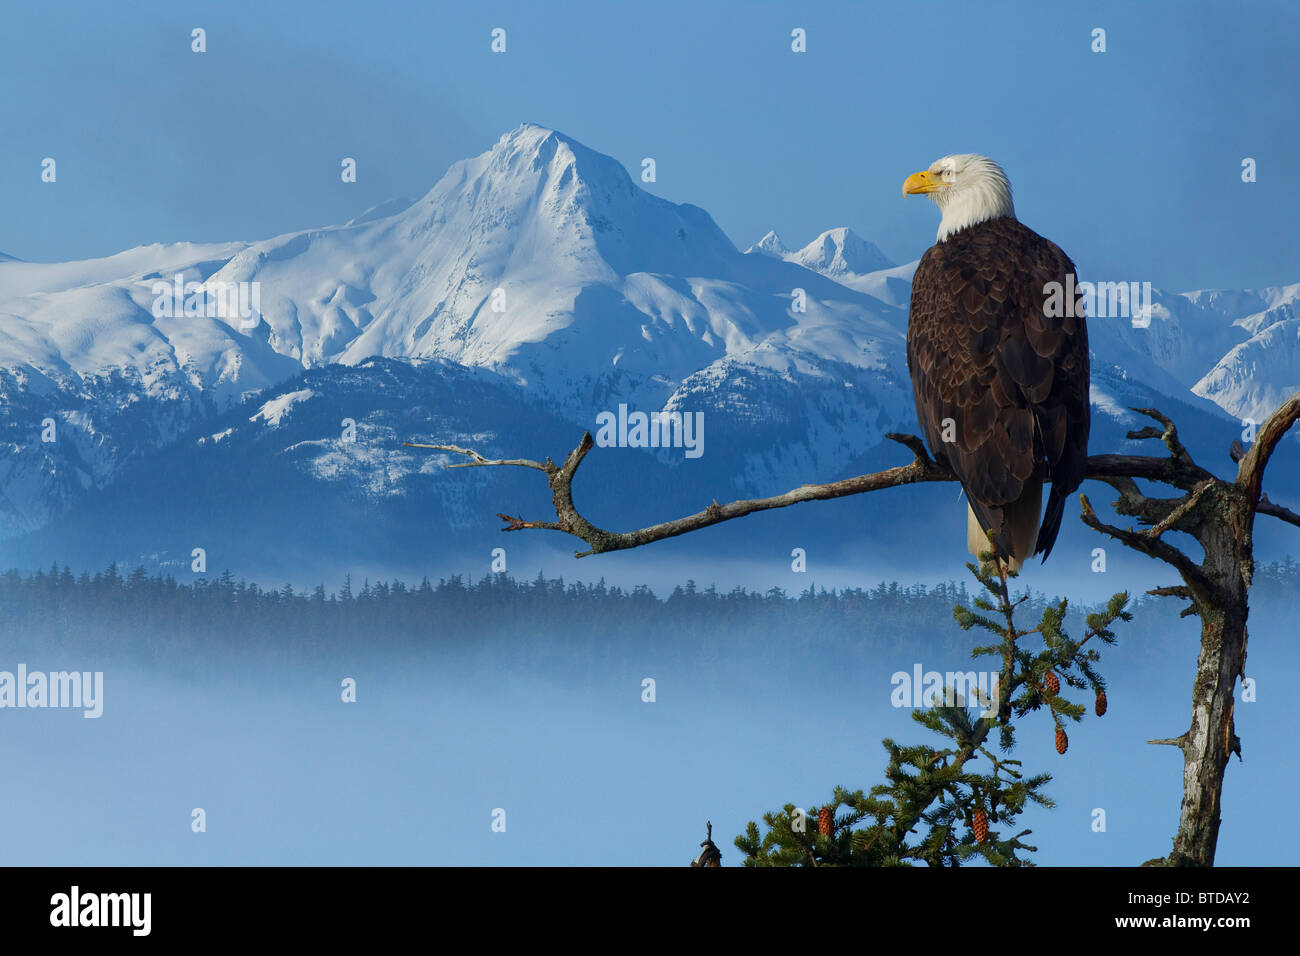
[410,433,957,556]
[1237,390,1300,507]
[1258,495,1300,529]
[409,443,1237,560]
[1078,493,1218,605]
[402,442,557,472]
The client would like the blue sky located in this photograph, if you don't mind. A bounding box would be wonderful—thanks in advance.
[2,0,1297,291]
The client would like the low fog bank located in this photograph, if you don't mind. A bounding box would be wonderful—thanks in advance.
[2,567,1296,865]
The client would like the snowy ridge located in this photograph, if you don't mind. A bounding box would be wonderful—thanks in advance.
[0,124,1296,548]
[747,227,895,282]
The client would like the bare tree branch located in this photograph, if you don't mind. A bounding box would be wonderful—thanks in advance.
[1145,480,1215,540]
[1258,495,1300,529]
[411,432,958,557]
[409,443,1207,559]
[1082,453,1212,491]
[1077,481,1224,607]
[1237,390,1300,506]
[401,442,556,473]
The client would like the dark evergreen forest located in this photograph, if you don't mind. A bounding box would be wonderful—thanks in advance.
[5,559,1298,684]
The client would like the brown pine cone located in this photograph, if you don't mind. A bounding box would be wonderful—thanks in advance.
[1044,670,1060,696]
[818,806,833,836]
[972,807,989,844]
[1055,725,1069,754]
[1095,690,1108,716]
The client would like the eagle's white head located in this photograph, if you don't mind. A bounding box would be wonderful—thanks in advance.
[903,154,1016,242]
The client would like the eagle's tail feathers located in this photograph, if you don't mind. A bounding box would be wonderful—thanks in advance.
[1034,486,1068,561]
[967,506,1003,569]
[1007,482,1043,572]
[967,483,1042,574]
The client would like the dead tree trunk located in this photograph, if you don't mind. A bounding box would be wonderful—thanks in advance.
[1172,493,1248,867]
[1091,478,1249,867]
[1082,398,1298,866]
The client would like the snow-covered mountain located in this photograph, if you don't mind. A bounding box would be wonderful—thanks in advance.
[745,227,910,306]
[0,123,1296,570]
[1185,286,1300,424]
[0,125,921,541]
[1073,282,1299,425]
[747,227,895,284]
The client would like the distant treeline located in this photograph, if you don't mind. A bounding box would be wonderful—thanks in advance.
[0,561,980,644]
[2,559,1297,673]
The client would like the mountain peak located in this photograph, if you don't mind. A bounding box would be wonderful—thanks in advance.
[745,227,895,279]
[792,228,894,277]
[747,230,789,257]
[495,123,567,161]
[392,122,739,283]
[485,123,633,192]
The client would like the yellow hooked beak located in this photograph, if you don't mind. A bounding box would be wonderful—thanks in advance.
[902,169,945,197]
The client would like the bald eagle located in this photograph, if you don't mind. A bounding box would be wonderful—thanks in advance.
[903,154,1089,572]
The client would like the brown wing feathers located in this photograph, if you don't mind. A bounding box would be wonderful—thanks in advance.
[906,216,1089,565]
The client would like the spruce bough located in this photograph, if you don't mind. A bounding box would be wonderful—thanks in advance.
[736,557,1131,866]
